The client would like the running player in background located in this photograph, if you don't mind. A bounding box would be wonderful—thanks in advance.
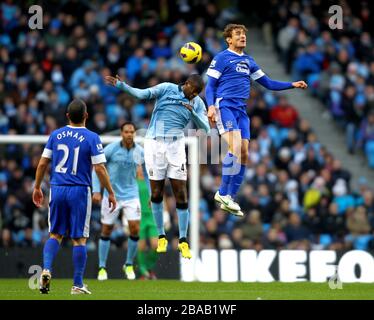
[33,99,116,295]
[93,122,149,281]
[205,24,307,216]
[136,166,159,280]
[105,73,210,259]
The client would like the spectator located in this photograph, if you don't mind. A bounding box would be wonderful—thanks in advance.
[358,111,374,168]
[283,212,311,250]
[270,96,299,131]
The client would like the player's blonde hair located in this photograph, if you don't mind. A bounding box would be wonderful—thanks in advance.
[223,24,248,44]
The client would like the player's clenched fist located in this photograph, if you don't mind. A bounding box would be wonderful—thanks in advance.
[207,105,217,127]
[108,193,117,213]
[292,81,308,89]
[92,192,102,204]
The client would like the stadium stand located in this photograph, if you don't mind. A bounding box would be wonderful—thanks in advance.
[1,0,374,254]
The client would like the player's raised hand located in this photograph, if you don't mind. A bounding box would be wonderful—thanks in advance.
[32,188,44,208]
[207,105,217,127]
[104,75,117,86]
[105,74,123,87]
[108,193,117,213]
[292,81,308,89]
[92,192,102,205]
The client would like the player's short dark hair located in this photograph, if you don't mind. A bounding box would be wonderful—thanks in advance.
[223,24,248,43]
[67,99,87,124]
[186,74,204,93]
[120,121,136,131]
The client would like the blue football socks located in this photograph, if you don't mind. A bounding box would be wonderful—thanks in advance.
[73,245,87,287]
[43,238,60,271]
[126,236,139,265]
[98,236,110,269]
[177,208,189,239]
[151,201,165,236]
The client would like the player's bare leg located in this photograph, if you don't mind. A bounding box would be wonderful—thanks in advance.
[216,130,243,215]
[40,233,63,294]
[170,178,192,259]
[71,237,91,295]
[97,223,114,280]
[150,180,168,253]
[123,220,140,280]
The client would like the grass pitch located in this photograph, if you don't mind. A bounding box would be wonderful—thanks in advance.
[0,279,373,300]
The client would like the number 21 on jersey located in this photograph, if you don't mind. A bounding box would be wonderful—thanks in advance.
[55,143,80,175]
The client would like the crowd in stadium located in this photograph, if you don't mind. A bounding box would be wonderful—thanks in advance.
[262,0,374,167]
[1,0,374,253]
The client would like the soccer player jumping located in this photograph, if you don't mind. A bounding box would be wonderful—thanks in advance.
[105,74,210,259]
[205,24,307,216]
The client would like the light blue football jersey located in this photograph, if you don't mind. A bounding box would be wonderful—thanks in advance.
[116,81,210,138]
[146,83,208,138]
[92,141,147,201]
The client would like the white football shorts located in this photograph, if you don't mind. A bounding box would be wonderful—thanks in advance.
[100,197,141,225]
[144,137,187,181]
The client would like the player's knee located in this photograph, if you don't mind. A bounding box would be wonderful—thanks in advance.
[50,233,63,243]
[151,195,163,203]
[176,202,188,210]
[231,144,242,158]
[101,224,113,237]
[129,223,140,236]
[72,238,86,246]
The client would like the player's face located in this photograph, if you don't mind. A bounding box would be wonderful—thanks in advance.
[228,28,246,49]
[121,124,135,144]
[183,81,200,100]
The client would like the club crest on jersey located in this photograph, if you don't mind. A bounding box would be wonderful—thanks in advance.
[225,120,233,129]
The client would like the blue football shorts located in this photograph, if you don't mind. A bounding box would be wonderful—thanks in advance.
[215,105,250,140]
[48,185,92,238]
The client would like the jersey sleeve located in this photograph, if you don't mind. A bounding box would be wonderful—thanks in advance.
[148,82,169,99]
[206,54,225,80]
[249,56,265,80]
[90,134,106,164]
[103,143,115,162]
[191,99,210,133]
[41,134,54,159]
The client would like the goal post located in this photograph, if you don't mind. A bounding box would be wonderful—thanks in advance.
[0,134,200,280]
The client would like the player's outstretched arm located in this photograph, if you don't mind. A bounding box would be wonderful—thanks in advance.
[256,75,307,91]
[93,163,116,212]
[104,74,153,100]
[32,157,50,207]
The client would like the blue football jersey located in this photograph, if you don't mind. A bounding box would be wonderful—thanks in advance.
[42,125,106,186]
[206,49,265,109]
